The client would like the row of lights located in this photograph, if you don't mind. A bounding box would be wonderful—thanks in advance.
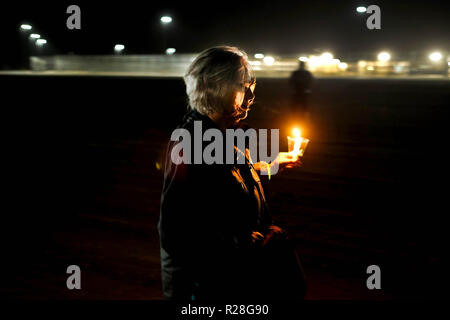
[253,53,275,66]
[377,51,444,63]
[115,16,175,55]
[20,24,47,46]
[22,17,445,64]
[255,51,444,65]
[253,49,446,72]
[254,52,348,69]
[22,15,175,55]
[113,44,176,55]
[355,6,445,63]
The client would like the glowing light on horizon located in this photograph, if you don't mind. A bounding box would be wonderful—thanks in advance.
[321,52,333,60]
[36,39,47,45]
[166,48,176,55]
[263,56,275,66]
[30,34,40,39]
[377,51,391,62]
[338,62,348,70]
[429,52,442,62]
[114,44,125,53]
[254,53,264,59]
[299,56,308,62]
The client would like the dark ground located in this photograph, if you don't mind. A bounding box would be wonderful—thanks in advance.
[1,75,449,299]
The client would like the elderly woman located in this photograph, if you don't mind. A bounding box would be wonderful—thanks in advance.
[158,46,306,300]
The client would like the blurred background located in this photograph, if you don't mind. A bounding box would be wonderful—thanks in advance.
[1,0,449,77]
[1,0,449,300]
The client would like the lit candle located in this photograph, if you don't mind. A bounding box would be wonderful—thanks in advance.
[292,128,303,156]
[287,128,309,157]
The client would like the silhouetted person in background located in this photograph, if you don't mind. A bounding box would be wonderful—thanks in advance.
[289,61,314,118]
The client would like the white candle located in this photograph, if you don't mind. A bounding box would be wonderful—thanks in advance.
[292,128,303,156]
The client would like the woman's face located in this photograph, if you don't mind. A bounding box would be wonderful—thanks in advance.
[232,81,256,122]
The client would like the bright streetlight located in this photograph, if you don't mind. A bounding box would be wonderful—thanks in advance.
[377,51,391,62]
[254,53,264,59]
[20,24,32,30]
[160,16,172,24]
[429,51,443,62]
[114,44,125,53]
[30,34,41,39]
[356,6,367,13]
[166,48,176,55]
[160,16,173,53]
[36,39,47,46]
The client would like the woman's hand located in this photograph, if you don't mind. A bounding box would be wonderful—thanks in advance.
[253,153,302,176]
[263,225,288,246]
[251,231,264,246]
[252,226,288,248]
[274,152,303,173]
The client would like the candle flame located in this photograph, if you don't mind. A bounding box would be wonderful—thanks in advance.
[288,127,308,157]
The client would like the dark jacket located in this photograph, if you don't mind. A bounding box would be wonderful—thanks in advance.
[158,110,305,300]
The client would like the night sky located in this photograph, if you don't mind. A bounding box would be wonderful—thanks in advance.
[1,0,449,67]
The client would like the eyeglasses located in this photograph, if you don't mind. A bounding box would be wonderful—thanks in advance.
[240,79,256,93]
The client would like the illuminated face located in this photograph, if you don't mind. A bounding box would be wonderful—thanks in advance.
[233,81,256,122]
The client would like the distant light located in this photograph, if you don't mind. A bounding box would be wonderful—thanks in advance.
[298,56,308,62]
[377,51,391,62]
[448,62,450,67]
[263,56,275,66]
[20,24,32,30]
[338,62,348,70]
[307,55,321,68]
[367,66,375,71]
[114,44,125,52]
[166,48,176,55]
[331,58,340,64]
[254,53,264,59]
[356,6,367,13]
[160,16,172,24]
[358,60,367,67]
[29,33,40,39]
[36,39,47,45]
[321,52,333,60]
[429,51,442,62]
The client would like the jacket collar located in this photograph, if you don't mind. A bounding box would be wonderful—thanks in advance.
[183,109,220,131]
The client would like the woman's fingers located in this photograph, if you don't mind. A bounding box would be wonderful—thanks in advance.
[251,231,264,243]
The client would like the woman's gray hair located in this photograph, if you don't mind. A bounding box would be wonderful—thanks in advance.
[184,46,255,115]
